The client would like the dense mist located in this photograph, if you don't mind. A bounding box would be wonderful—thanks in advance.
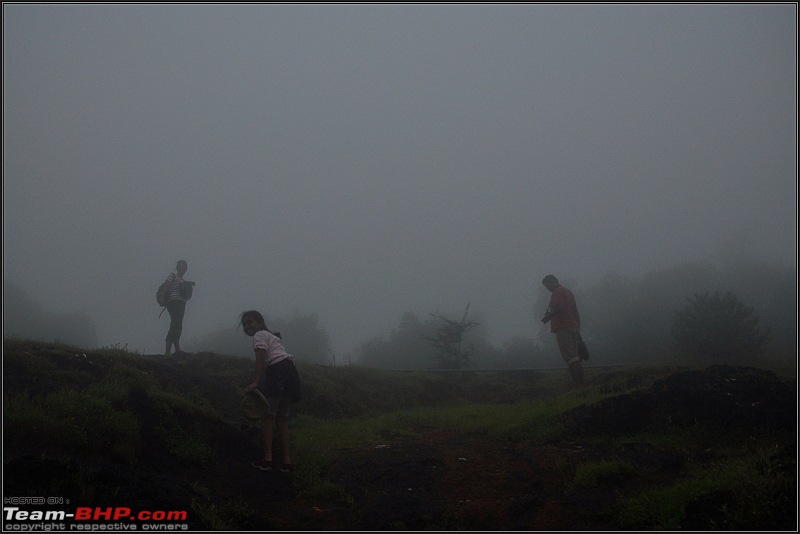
[3,5,796,361]
[4,255,796,369]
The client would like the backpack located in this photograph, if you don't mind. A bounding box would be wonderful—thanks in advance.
[156,279,171,308]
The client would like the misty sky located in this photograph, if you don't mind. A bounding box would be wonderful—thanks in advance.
[3,4,797,357]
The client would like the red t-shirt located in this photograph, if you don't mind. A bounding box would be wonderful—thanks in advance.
[547,286,579,332]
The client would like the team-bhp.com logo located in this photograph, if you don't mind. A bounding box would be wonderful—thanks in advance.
[4,505,190,531]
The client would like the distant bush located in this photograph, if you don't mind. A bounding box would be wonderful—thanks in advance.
[670,291,771,365]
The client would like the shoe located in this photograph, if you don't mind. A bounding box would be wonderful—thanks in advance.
[252,460,273,471]
[279,463,293,474]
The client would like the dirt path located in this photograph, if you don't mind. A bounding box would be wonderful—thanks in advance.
[200,429,625,531]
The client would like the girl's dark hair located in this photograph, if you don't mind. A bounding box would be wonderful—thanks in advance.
[240,310,266,327]
[240,310,282,338]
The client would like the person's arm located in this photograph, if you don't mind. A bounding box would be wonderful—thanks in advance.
[246,349,267,391]
[163,273,175,290]
[541,303,563,324]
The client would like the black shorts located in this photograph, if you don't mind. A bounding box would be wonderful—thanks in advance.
[258,358,302,403]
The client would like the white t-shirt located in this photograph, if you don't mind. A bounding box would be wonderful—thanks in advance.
[252,330,294,366]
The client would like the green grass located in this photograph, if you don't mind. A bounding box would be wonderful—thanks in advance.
[4,385,143,463]
[614,445,795,530]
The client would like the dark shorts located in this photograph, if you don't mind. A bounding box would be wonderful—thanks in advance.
[257,358,302,406]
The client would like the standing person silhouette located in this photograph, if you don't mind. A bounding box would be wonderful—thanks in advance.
[541,274,584,389]
[163,260,193,357]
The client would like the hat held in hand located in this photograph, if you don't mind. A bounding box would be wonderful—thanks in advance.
[240,388,270,421]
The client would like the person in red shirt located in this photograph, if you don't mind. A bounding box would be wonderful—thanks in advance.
[541,274,584,388]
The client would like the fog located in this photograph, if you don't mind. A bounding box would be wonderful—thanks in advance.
[3,4,796,358]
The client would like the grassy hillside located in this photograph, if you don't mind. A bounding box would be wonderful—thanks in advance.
[3,338,796,530]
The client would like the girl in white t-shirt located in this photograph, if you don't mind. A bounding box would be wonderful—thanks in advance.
[241,309,302,473]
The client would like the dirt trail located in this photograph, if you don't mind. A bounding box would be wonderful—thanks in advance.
[198,429,626,530]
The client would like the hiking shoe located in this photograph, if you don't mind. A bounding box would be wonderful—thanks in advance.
[279,463,294,474]
[252,460,273,471]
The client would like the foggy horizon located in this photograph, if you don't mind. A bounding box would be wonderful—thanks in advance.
[3,4,797,357]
